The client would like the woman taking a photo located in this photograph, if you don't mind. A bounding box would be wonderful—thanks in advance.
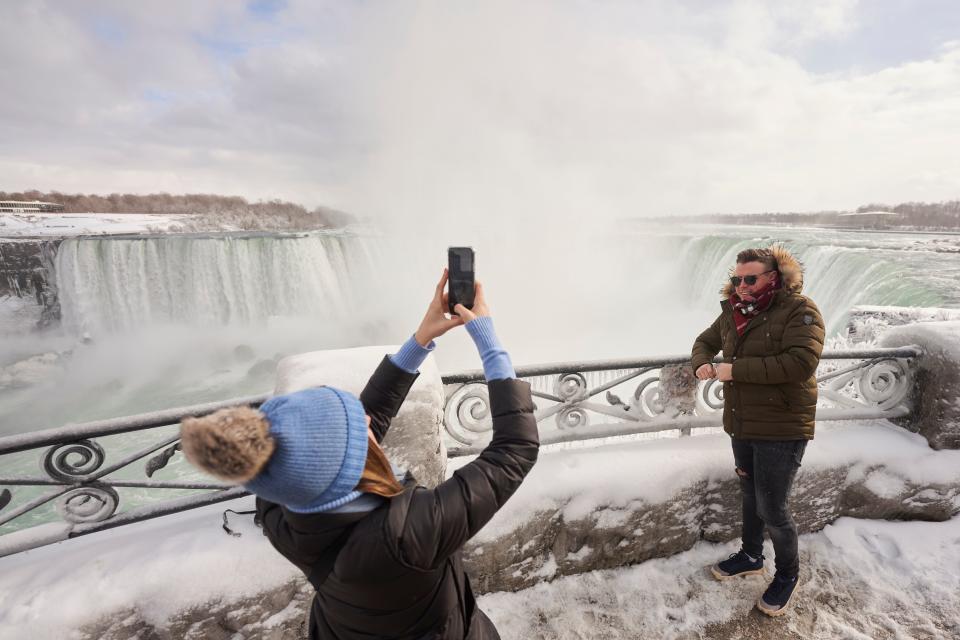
[180,270,539,639]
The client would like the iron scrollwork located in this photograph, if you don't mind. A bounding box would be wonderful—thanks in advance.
[698,378,724,414]
[631,377,666,418]
[146,443,182,478]
[855,359,911,410]
[56,482,120,524]
[555,373,590,429]
[818,357,913,411]
[42,439,106,483]
[444,384,493,445]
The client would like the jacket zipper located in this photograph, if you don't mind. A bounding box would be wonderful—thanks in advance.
[730,314,768,438]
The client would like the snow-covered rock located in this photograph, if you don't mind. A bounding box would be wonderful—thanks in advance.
[881,320,960,450]
[0,352,64,389]
[274,345,447,487]
[844,305,960,345]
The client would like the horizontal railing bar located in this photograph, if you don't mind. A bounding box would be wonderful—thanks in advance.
[449,415,726,455]
[84,434,182,484]
[815,347,920,359]
[0,478,233,490]
[447,404,912,456]
[68,488,248,537]
[0,394,268,455]
[0,488,248,559]
[440,346,922,384]
[443,357,695,384]
[0,486,69,527]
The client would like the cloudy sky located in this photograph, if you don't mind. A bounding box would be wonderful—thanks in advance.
[2,0,959,220]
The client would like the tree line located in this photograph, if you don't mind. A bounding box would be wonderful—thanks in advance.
[0,190,354,231]
[651,200,960,230]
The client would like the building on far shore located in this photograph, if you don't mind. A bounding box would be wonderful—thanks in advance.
[0,200,65,213]
[835,210,900,228]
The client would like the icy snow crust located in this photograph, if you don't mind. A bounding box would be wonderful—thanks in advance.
[479,515,960,639]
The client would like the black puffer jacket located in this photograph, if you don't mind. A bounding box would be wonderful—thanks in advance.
[256,356,539,639]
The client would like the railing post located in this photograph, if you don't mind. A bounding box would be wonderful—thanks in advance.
[656,364,698,436]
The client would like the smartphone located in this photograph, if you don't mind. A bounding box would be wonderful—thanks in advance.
[448,247,475,315]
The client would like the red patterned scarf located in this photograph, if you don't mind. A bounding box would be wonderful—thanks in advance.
[730,274,781,336]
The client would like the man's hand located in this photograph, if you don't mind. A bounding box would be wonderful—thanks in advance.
[414,269,464,347]
[453,281,490,323]
[715,363,734,381]
[695,364,716,380]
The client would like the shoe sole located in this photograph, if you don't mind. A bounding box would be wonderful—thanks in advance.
[756,584,797,617]
[710,565,766,581]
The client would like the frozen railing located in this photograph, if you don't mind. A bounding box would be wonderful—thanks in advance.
[443,346,922,456]
[0,346,921,557]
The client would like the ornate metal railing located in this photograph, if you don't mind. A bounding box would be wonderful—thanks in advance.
[0,346,920,557]
[0,395,266,557]
[442,346,922,455]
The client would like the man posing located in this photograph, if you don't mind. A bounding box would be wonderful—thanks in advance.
[691,246,824,617]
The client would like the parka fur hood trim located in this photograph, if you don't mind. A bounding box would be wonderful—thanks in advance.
[721,244,804,297]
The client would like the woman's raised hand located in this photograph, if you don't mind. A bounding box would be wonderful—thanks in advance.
[453,280,489,323]
[414,269,465,347]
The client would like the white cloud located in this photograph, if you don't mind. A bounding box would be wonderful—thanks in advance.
[0,0,957,220]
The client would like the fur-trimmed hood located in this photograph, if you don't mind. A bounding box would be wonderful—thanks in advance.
[721,244,804,297]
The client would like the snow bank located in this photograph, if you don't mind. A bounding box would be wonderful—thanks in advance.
[479,515,960,639]
[461,420,960,592]
[0,213,191,237]
[0,496,301,640]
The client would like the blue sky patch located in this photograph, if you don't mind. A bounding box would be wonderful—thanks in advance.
[790,0,960,74]
[248,0,287,20]
[90,15,127,46]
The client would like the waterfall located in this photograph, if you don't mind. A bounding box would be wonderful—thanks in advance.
[55,231,378,335]
[675,231,951,333]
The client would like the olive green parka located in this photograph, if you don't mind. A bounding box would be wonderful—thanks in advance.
[691,245,825,440]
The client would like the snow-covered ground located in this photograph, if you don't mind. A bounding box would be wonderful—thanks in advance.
[480,515,960,639]
[0,496,296,640]
[1,494,957,640]
[0,212,192,237]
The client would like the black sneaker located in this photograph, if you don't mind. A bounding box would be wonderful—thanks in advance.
[757,573,799,616]
[710,550,765,580]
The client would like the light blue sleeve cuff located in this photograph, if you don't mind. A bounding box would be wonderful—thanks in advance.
[389,335,435,374]
[465,316,516,381]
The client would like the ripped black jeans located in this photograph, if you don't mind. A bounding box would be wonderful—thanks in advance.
[731,438,807,578]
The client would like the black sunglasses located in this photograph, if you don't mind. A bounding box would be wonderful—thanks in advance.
[730,270,776,287]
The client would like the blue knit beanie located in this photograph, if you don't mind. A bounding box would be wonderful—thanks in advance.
[244,386,369,513]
